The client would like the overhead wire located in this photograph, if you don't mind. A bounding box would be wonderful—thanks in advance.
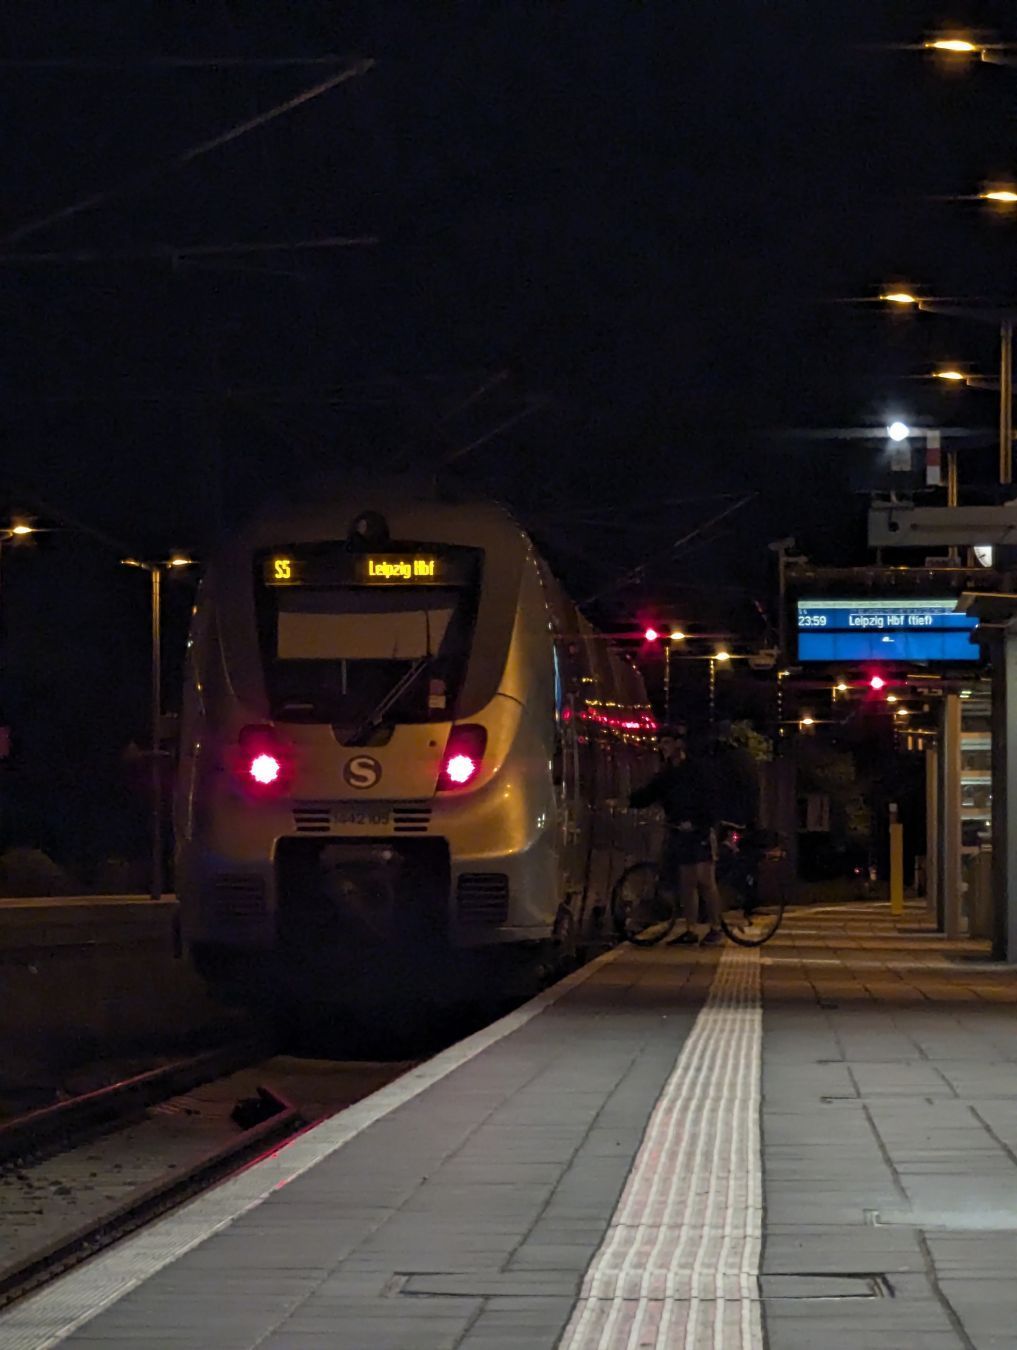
[581,494,756,606]
[441,398,551,466]
[0,235,376,266]
[0,55,367,70]
[0,57,375,246]
[437,369,511,424]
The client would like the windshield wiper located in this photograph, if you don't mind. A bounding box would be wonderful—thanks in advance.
[344,654,435,747]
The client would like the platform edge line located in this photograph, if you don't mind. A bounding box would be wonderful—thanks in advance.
[0,944,624,1350]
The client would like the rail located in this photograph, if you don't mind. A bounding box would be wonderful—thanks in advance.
[0,1038,273,1167]
[0,1084,302,1309]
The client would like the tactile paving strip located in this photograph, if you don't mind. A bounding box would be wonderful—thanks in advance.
[559,944,764,1349]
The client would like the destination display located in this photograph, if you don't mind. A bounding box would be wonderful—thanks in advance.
[796,598,979,663]
[262,550,471,587]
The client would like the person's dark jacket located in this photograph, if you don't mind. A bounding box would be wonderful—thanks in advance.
[629,757,716,863]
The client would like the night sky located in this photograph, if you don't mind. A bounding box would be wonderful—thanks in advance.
[2,1,1015,867]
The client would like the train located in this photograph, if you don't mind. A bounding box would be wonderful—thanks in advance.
[174,485,661,1009]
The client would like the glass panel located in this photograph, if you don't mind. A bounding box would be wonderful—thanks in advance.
[254,544,481,726]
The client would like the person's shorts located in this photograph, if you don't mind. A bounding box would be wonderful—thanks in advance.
[661,831,713,886]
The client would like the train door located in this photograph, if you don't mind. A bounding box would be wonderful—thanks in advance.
[577,640,616,934]
[553,640,592,903]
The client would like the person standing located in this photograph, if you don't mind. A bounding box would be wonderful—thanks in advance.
[629,728,723,946]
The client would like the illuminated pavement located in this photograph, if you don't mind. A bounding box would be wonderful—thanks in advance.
[3,901,1017,1349]
[758,902,1017,1350]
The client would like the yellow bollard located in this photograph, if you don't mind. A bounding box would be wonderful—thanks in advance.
[889,803,904,917]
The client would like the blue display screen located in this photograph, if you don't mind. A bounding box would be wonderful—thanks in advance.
[797,599,979,663]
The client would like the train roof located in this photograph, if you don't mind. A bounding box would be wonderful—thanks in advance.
[228,486,529,555]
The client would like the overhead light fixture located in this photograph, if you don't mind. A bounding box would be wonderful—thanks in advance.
[926,38,980,53]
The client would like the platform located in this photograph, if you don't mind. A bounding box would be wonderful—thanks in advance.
[2,901,1016,1349]
[0,895,226,1096]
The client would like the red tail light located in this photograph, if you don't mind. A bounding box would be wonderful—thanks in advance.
[438,724,487,791]
[249,752,282,786]
[234,726,292,796]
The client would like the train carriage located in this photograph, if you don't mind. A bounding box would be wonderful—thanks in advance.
[175,487,659,1006]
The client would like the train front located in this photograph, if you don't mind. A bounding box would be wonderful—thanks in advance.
[175,498,558,1005]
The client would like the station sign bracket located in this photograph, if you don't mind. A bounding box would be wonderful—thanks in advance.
[868,503,1017,548]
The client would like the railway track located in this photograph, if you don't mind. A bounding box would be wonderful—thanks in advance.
[0,1043,413,1310]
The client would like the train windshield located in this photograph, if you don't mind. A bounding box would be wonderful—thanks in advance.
[254,544,481,728]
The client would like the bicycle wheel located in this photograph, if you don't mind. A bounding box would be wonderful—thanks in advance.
[718,876,786,947]
[611,862,679,946]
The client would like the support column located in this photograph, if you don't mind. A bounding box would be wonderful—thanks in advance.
[925,742,939,923]
[938,693,963,939]
[991,628,1017,961]
[888,803,904,917]
[1000,317,1013,486]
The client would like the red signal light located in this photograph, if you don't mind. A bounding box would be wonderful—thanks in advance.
[644,627,659,642]
[438,724,487,791]
[869,675,886,691]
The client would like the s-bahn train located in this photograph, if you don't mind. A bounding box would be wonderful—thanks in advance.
[175,487,661,1007]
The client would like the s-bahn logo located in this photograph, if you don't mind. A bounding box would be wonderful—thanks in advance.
[343,755,382,789]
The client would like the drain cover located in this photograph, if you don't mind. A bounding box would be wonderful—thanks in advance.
[876,1206,1017,1232]
[760,1274,891,1300]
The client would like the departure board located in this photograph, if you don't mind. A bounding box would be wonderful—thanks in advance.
[262,551,471,587]
[796,598,979,663]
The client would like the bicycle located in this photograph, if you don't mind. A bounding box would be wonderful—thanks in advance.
[714,823,789,947]
[610,825,788,948]
[610,858,680,946]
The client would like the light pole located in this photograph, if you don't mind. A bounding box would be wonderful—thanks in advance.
[0,522,35,777]
[644,627,686,725]
[122,553,194,901]
[710,649,731,729]
[664,629,684,724]
[932,367,1003,506]
[768,538,807,661]
[1002,321,1013,484]
[0,522,34,599]
[882,292,1015,484]
[644,629,736,727]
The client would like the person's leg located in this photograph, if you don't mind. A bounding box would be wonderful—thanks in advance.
[680,862,701,927]
[698,860,724,944]
[668,859,699,944]
[660,840,695,945]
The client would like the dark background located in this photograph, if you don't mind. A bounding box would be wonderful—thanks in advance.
[1,2,1013,875]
